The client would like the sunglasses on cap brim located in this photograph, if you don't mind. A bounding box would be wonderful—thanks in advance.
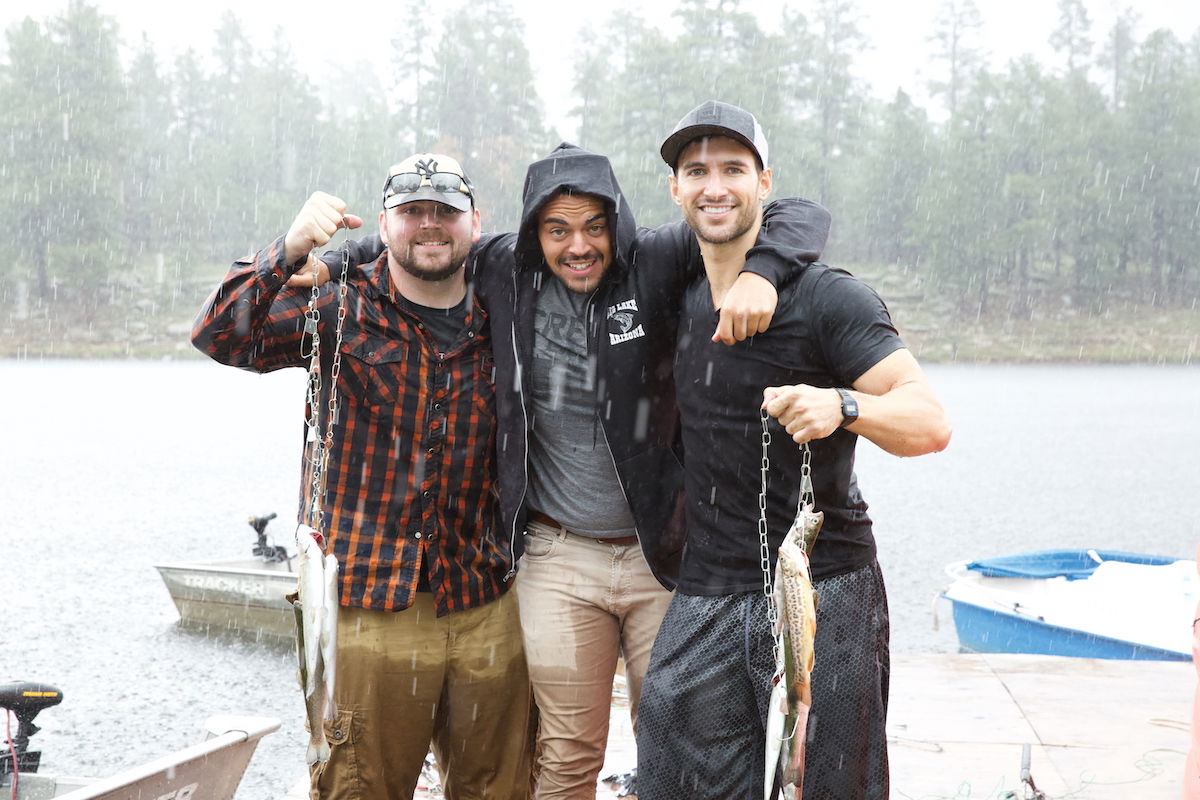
[383,172,473,201]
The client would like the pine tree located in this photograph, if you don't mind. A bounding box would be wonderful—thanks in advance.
[5,1,130,318]
[854,90,935,268]
[926,0,987,116]
[1049,0,1093,76]
[1097,7,1140,108]
[415,0,550,231]
[123,36,175,263]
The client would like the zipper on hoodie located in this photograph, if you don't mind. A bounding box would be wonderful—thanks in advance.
[505,274,531,581]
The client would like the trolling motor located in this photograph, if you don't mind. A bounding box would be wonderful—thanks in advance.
[0,682,63,775]
[248,512,289,563]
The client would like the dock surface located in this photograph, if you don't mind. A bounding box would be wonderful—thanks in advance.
[283,653,1194,798]
[889,653,1190,799]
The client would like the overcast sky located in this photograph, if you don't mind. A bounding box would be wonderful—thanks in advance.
[7,0,1200,137]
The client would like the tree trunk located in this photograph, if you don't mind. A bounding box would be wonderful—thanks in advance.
[976,270,989,319]
[1150,207,1165,307]
[34,242,50,302]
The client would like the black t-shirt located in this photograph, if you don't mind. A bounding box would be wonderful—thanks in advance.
[396,295,470,355]
[673,262,903,594]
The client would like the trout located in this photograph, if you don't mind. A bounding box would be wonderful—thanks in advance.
[765,502,822,800]
[294,524,339,765]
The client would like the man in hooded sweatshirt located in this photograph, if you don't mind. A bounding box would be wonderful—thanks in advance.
[308,143,831,798]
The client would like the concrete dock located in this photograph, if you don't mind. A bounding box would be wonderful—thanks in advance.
[888,653,1191,799]
[284,653,1194,798]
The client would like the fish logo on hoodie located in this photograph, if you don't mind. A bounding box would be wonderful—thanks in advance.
[607,298,646,345]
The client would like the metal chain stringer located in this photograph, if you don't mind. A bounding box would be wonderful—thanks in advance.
[758,407,778,627]
[300,246,349,537]
[758,407,815,667]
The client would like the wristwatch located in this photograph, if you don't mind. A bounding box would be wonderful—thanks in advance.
[835,388,859,428]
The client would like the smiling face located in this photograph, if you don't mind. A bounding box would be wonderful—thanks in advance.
[536,192,612,294]
[379,199,481,283]
[669,135,772,246]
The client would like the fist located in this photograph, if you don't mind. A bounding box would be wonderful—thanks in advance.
[762,384,843,445]
[283,192,362,267]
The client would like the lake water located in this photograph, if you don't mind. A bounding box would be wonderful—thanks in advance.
[2,360,1198,798]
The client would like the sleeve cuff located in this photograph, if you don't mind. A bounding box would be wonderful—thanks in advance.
[256,234,300,287]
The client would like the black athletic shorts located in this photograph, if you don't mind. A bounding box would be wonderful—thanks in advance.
[636,560,890,800]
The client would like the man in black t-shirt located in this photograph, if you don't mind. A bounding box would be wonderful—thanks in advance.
[637,101,952,800]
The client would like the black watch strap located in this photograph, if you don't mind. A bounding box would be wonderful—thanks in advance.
[836,388,859,428]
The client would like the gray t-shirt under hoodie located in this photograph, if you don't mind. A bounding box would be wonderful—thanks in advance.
[525,277,637,538]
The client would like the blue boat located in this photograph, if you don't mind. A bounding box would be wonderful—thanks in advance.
[937,549,1195,661]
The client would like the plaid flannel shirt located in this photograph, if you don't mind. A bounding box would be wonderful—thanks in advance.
[192,235,508,616]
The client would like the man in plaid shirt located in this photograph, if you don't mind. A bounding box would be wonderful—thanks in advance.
[192,153,532,800]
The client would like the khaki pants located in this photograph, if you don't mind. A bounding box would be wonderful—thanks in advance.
[517,522,673,799]
[310,590,532,800]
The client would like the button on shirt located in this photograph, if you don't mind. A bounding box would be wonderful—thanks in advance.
[192,235,506,616]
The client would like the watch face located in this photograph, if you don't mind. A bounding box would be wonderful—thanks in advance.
[838,389,858,426]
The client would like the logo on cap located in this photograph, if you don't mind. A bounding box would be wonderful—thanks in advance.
[383,153,475,212]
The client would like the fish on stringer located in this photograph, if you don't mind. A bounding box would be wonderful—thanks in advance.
[764,501,822,800]
[293,523,339,765]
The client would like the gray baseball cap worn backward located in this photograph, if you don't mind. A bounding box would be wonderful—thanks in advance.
[659,100,769,171]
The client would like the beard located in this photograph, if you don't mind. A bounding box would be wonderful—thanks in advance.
[389,237,471,282]
[683,201,760,245]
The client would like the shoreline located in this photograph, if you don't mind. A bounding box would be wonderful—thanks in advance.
[3,335,1194,366]
[2,265,1196,365]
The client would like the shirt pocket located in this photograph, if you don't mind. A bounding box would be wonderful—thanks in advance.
[344,335,408,411]
[472,352,497,418]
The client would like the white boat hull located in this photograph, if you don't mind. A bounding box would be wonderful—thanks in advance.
[937,551,1195,661]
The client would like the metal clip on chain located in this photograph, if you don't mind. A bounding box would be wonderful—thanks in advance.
[301,257,324,531]
[794,433,815,552]
[300,243,350,539]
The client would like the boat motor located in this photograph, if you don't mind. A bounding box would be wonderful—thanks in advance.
[0,681,63,775]
[248,512,289,563]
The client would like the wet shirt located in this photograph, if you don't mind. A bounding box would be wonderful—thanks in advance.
[393,294,471,591]
[396,294,469,356]
[192,235,507,617]
[673,262,903,593]
[524,278,638,538]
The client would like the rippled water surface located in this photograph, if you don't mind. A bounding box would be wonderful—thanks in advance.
[2,360,1197,798]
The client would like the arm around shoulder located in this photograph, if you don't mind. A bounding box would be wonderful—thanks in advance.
[710,200,831,345]
[741,198,831,286]
[320,234,385,281]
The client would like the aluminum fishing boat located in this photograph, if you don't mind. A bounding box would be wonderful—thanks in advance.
[0,681,278,800]
[937,549,1195,661]
[155,513,297,640]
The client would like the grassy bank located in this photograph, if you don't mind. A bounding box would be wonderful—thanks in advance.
[856,264,1198,366]
[2,260,1196,364]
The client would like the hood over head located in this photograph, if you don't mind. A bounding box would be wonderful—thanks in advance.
[515,142,637,280]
